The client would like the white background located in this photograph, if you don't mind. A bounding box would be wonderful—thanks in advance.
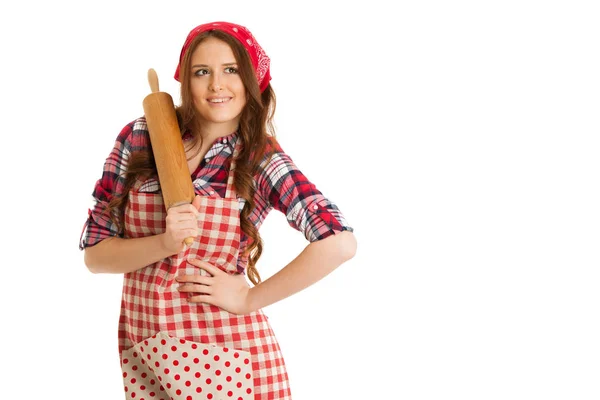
[1,0,599,399]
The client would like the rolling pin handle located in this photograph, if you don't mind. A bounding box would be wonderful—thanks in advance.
[148,68,160,93]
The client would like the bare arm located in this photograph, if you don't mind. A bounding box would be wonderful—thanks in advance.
[84,234,174,274]
[179,230,357,313]
[246,230,357,311]
[84,199,201,274]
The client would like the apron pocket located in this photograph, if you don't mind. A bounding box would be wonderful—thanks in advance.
[122,331,255,399]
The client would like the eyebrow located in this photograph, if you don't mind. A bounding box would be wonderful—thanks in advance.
[191,62,238,68]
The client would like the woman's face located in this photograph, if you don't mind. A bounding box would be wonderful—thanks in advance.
[189,37,247,134]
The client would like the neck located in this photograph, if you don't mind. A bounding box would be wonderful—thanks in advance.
[197,120,239,144]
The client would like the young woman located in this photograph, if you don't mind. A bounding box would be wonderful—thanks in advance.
[80,21,356,400]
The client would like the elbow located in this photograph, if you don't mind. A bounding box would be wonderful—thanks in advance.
[337,230,357,263]
[83,247,103,274]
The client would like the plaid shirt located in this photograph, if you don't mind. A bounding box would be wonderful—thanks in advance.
[80,117,353,254]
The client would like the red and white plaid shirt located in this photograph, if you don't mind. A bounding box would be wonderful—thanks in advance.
[80,117,353,264]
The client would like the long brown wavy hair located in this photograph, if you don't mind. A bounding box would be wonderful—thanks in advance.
[104,29,277,285]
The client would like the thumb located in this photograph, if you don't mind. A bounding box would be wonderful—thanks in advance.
[192,194,202,210]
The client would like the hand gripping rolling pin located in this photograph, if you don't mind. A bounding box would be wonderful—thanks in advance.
[143,68,195,246]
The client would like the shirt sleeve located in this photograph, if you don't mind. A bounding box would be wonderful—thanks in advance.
[79,118,149,250]
[256,139,354,242]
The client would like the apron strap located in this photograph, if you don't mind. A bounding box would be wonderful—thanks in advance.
[225,137,241,199]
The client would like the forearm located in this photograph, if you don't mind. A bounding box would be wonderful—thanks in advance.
[247,230,357,312]
[84,234,173,274]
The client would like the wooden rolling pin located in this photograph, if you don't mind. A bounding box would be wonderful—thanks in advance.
[143,68,195,246]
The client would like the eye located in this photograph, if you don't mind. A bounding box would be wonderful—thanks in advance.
[194,68,209,76]
[225,66,239,74]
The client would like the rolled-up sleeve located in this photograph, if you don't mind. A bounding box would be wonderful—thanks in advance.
[79,119,148,249]
[257,140,354,242]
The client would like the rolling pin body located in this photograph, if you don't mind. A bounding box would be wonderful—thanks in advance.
[143,69,195,245]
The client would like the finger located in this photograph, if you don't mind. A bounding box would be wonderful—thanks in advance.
[187,259,220,275]
[188,294,212,304]
[192,195,202,210]
[176,274,212,285]
[178,283,213,294]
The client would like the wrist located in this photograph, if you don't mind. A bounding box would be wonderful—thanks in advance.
[246,285,262,314]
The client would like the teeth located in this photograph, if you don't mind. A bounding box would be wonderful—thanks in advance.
[208,98,228,103]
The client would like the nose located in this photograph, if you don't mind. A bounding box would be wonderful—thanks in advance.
[209,74,222,92]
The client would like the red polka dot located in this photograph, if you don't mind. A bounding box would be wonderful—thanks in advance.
[195,387,203,393]
[235,367,241,373]
[171,346,177,351]
[215,370,222,376]
[161,339,166,345]
[206,378,212,385]
[182,352,189,358]
[130,378,137,384]
[131,393,136,398]
[166,383,171,389]
[225,361,231,367]
[227,391,233,397]
[193,358,200,364]
[223,347,229,352]
[233,352,239,358]
[245,373,251,379]
[133,365,138,371]
[191,343,198,349]
[133,352,138,357]
[236,382,242,388]
[150,379,156,385]
[176,389,182,395]
[244,358,249,364]
[179,339,186,344]
[164,368,170,375]
[140,385,146,390]
[162,354,168,360]
[204,364,211,370]
[123,358,129,364]
[144,340,149,346]
[174,374,180,381]
[185,381,191,387]
[207,394,213,399]
[216,385,222,391]
[140,346,145,352]
[123,372,128,378]
[202,349,209,355]
[154,361,160,368]
[226,376,232,382]
[147,354,151,360]
[153,347,158,353]
[195,372,201,378]
[214,355,220,361]
[141,373,147,378]
[246,388,252,394]
[124,386,129,392]
[184,366,190,372]
[149,392,155,397]
[187,397,193,400]
[173,360,179,366]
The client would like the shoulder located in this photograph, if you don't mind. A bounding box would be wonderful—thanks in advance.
[258,136,293,171]
[114,116,150,151]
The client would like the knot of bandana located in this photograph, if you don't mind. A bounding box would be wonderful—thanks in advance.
[174,21,271,93]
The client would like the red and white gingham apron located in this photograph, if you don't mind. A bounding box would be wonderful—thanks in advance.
[118,140,291,399]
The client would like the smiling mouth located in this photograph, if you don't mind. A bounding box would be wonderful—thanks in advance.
[207,98,231,103]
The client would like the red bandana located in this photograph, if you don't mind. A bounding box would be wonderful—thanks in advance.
[174,21,272,92]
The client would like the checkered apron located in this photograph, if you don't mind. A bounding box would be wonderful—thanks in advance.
[118,140,291,399]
